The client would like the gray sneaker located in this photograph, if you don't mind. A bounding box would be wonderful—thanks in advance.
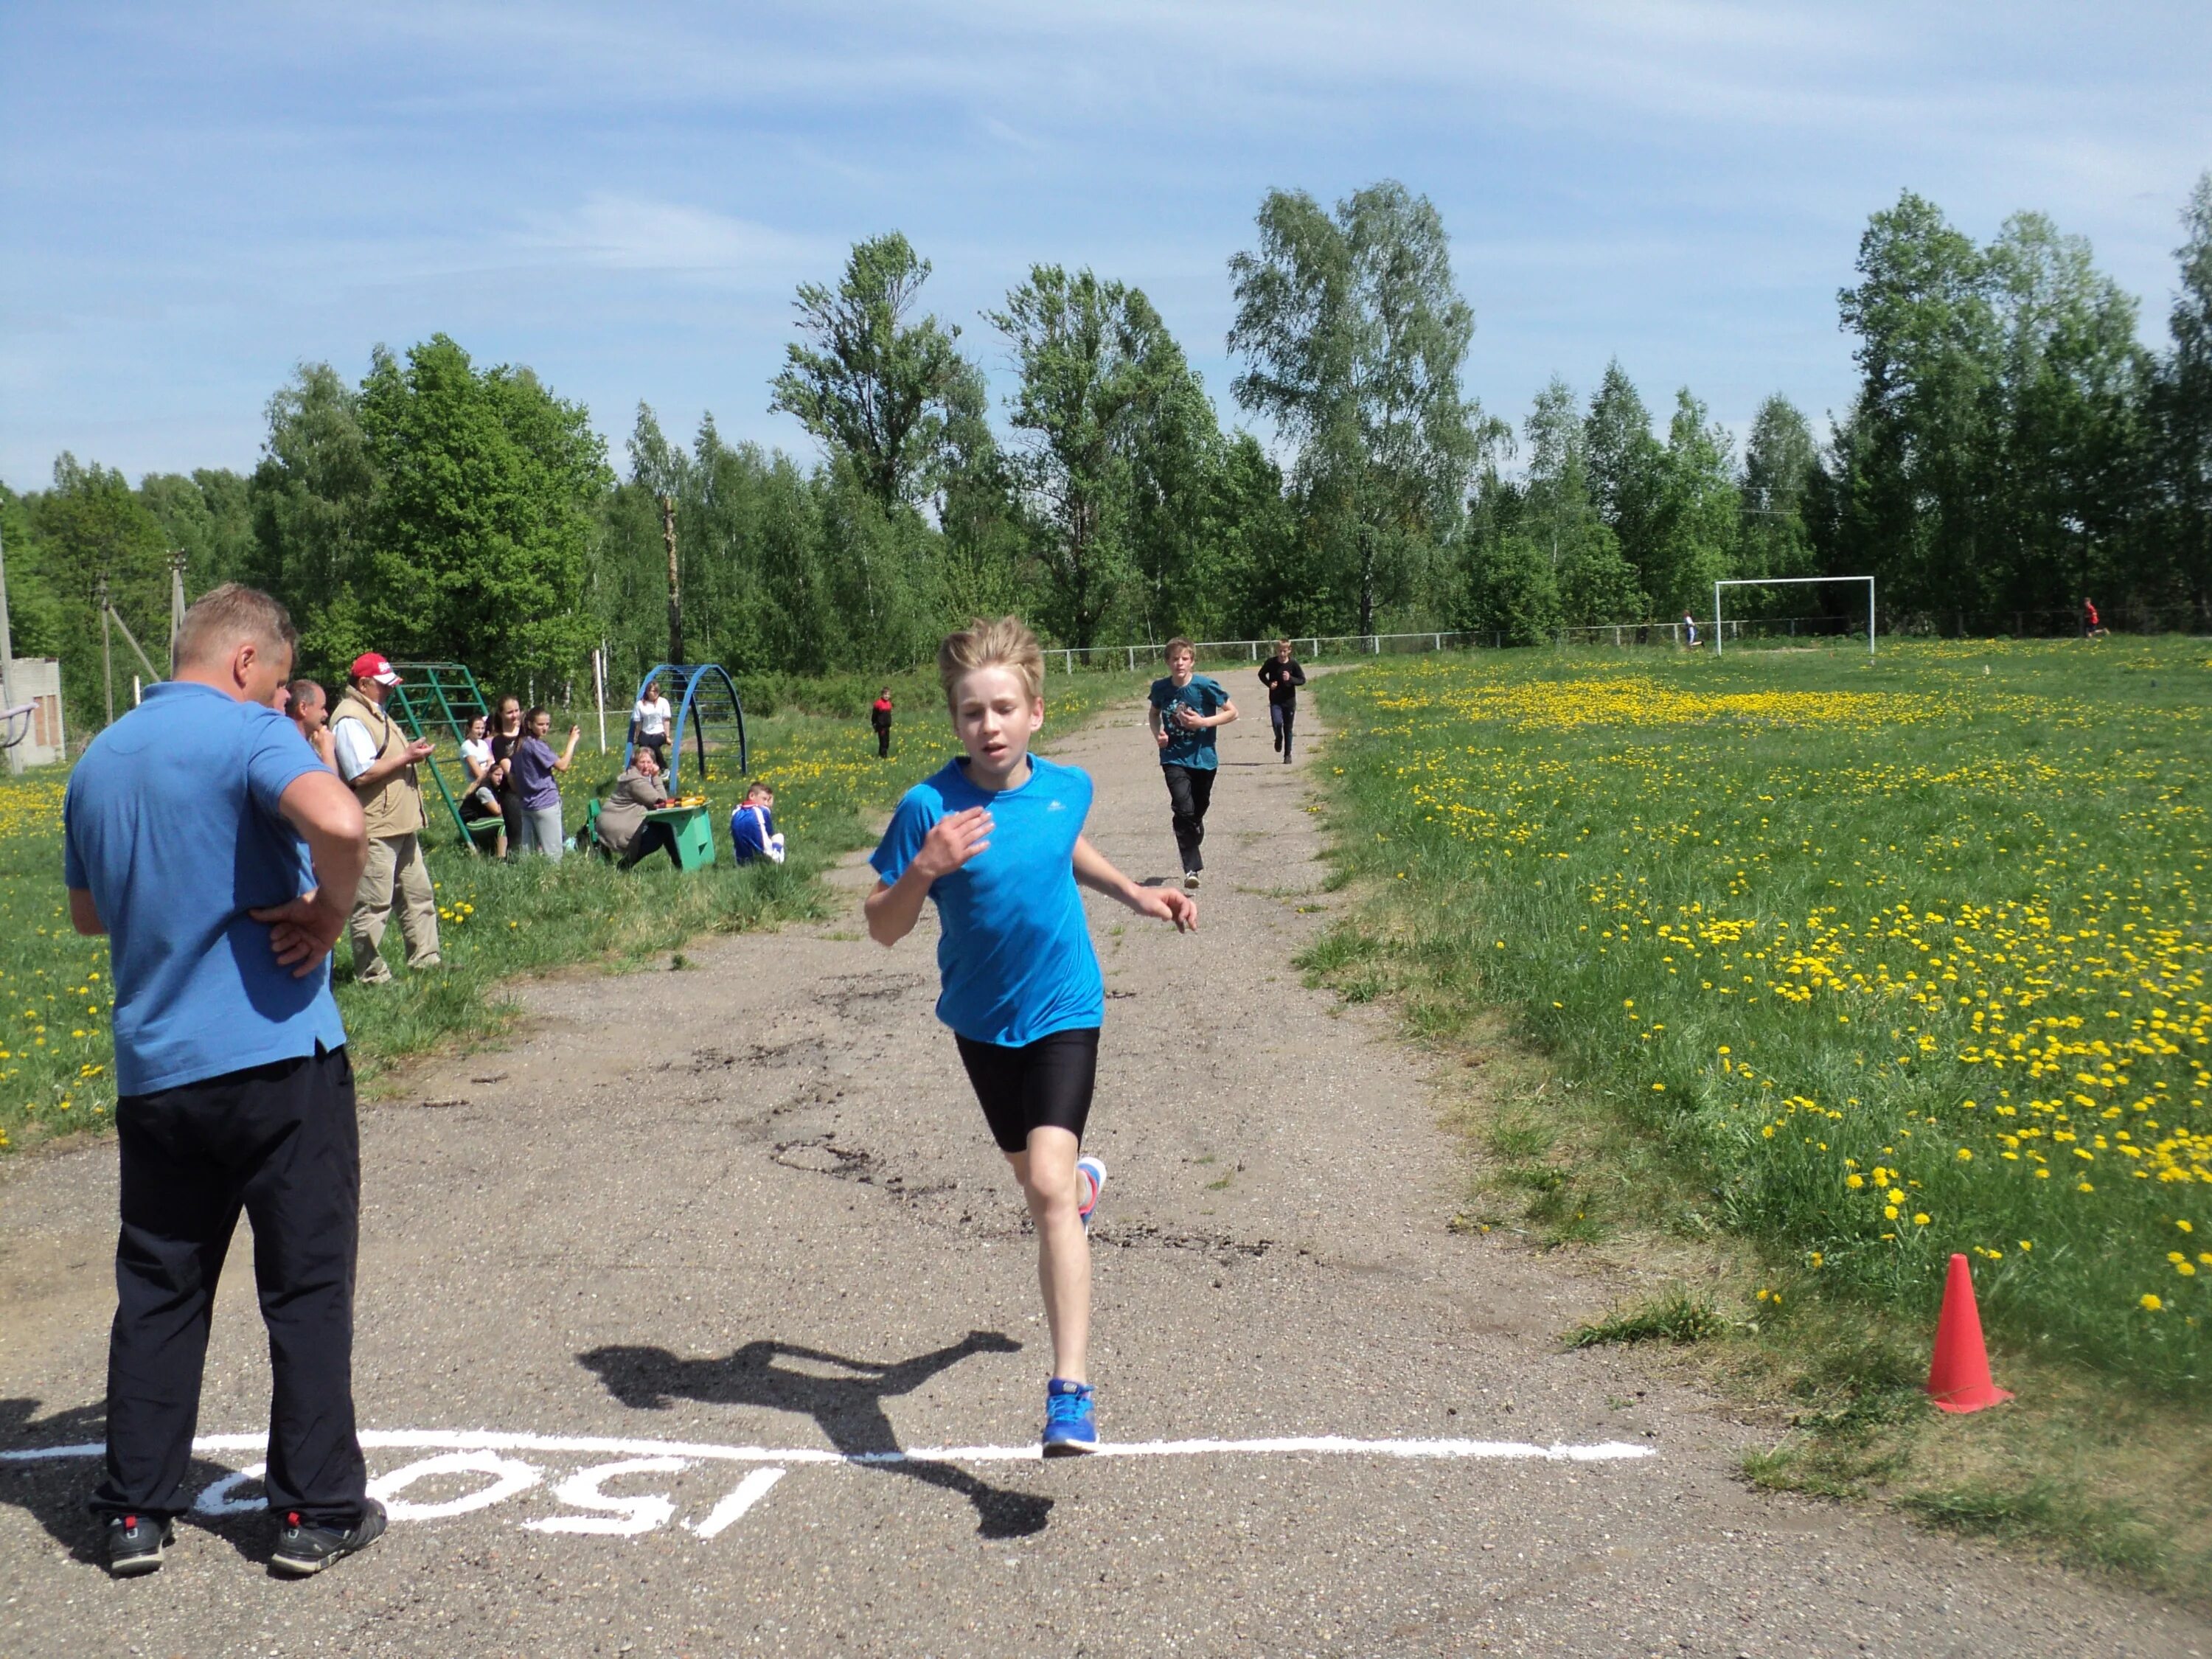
[271,1498,386,1578]
[104,1512,175,1578]
[1183,871,1200,891]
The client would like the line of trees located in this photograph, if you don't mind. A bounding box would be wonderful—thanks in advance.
[4,175,2208,730]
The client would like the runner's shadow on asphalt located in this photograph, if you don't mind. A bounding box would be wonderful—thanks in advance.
[0,1397,286,1570]
[576,1331,1054,1539]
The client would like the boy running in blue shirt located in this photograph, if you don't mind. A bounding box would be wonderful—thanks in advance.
[1147,638,1238,890]
[866,617,1196,1454]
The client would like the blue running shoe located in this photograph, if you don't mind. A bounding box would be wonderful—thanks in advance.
[1043,1378,1097,1456]
[1077,1155,1107,1234]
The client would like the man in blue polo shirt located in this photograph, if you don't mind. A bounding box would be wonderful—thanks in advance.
[64,584,383,1580]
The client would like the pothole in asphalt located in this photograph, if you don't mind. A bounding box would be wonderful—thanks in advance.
[679,1034,832,1073]
[1095,1222,1292,1263]
[771,1134,956,1203]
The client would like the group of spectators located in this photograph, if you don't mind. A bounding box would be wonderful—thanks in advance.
[276,663,782,915]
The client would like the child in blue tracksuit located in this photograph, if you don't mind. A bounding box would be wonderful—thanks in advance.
[730,784,785,864]
[865,616,1197,1455]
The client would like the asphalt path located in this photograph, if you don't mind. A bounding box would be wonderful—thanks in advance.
[3,686,2208,1658]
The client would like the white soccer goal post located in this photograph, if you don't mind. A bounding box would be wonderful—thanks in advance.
[1713,576,1875,658]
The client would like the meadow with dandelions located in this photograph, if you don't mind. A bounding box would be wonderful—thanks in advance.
[1310,636,2211,1391]
[0,668,1149,1158]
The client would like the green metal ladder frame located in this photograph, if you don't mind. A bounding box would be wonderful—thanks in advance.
[386,662,497,852]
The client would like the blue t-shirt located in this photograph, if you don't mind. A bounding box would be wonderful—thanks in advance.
[63,681,347,1096]
[869,755,1105,1048]
[1150,675,1228,771]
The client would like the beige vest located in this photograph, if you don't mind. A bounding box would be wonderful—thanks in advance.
[332,689,426,839]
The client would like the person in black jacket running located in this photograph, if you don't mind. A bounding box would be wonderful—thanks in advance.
[1256,639,1306,763]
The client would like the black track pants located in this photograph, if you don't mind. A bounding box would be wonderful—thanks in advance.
[94,1046,366,1526]
[1162,763,1216,873]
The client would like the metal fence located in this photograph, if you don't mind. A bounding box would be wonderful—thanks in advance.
[1043,630,1494,674]
[1557,615,1863,649]
[1023,605,2212,675]
[1559,606,2211,650]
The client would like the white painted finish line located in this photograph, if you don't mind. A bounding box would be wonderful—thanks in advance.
[2,1428,1658,1467]
[2,1428,1652,1540]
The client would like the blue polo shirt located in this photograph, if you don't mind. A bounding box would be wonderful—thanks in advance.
[63,681,347,1095]
[869,755,1105,1048]
[1150,674,1229,770]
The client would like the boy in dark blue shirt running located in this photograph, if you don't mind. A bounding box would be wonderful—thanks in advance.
[1147,638,1239,890]
[866,616,1196,1455]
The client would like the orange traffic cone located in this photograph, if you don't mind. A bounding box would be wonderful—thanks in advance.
[1926,1252,2013,1413]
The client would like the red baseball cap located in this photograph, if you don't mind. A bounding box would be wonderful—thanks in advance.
[349,653,403,686]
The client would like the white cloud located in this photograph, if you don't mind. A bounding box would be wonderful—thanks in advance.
[515,194,826,276]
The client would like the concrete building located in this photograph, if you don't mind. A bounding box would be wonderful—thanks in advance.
[3,657,66,770]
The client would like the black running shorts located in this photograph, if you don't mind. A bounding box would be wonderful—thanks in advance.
[953,1027,1100,1155]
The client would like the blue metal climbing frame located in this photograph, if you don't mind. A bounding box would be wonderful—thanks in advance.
[628,663,748,793]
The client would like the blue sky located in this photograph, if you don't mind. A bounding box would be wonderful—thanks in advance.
[4,1,2209,491]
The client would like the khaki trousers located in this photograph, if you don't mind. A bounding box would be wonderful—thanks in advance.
[347,832,442,984]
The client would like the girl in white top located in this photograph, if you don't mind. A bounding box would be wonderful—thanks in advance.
[458,714,506,856]
[633,678,672,765]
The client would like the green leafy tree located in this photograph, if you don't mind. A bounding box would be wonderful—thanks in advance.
[1983,212,2150,616]
[1228,180,1484,635]
[770,233,984,511]
[1455,459,1561,645]
[1582,361,1664,602]
[140,469,253,598]
[934,368,1027,623]
[246,362,379,675]
[355,335,611,692]
[1521,378,1641,625]
[1737,394,1821,596]
[1834,192,1997,616]
[1648,389,1740,616]
[0,484,65,662]
[2152,171,2212,621]
[988,266,1205,650]
[28,454,170,721]
[1188,434,1299,639]
[1122,358,1226,643]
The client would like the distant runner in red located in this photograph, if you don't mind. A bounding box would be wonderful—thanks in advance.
[2083,598,2107,639]
[872,686,895,759]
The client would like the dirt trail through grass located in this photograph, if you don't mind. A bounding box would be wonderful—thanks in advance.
[1,682,2206,1655]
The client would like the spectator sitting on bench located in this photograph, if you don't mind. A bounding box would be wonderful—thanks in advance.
[597,747,678,870]
[730,782,785,865]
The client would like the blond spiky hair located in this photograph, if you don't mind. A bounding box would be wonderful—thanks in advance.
[937,616,1045,705]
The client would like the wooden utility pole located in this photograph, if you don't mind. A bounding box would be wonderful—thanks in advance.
[97,575,114,727]
[661,493,684,664]
[168,549,189,663]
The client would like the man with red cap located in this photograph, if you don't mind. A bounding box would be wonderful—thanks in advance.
[330,653,441,984]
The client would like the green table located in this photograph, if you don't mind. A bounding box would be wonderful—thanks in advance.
[642,803,717,871]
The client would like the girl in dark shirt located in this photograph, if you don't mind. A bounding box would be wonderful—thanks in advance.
[1256,640,1307,763]
[488,696,526,861]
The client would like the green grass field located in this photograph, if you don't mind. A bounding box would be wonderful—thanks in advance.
[1312,636,2210,1385]
[1307,634,2212,1585]
[0,665,1150,1155]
